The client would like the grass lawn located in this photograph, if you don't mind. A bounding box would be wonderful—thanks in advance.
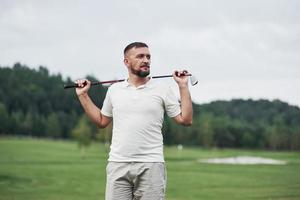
[0,137,300,200]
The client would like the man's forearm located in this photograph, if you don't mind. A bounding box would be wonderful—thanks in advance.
[78,93,102,126]
[179,85,193,125]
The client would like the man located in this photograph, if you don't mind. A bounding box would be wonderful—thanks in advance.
[75,42,193,200]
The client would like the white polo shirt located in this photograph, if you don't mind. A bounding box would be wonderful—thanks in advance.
[101,78,181,162]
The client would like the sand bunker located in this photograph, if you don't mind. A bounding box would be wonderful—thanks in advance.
[199,156,287,165]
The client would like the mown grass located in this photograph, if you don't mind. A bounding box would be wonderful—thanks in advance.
[0,137,300,200]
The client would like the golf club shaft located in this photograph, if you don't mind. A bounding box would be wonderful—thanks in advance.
[63,74,192,89]
[64,79,125,89]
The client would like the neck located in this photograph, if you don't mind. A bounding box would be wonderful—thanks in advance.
[128,74,150,87]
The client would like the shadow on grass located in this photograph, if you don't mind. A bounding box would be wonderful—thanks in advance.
[0,174,33,184]
[165,157,196,162]
[0,160,103,165]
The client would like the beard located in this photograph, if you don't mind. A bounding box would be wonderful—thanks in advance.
[131,66,150,78]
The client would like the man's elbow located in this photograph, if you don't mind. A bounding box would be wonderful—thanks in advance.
[97,124,106,129]
[182,119,193,126]
[97,121,109,129]
[96,121,107,129]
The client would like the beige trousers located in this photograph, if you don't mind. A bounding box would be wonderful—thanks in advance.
[105,162,167,200]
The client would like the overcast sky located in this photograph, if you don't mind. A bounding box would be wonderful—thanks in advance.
[1,0,299,106]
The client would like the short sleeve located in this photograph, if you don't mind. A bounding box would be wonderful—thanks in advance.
[101,88,113,117]
[164,86,181,118]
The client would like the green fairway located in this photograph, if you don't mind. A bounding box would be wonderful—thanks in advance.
[0,138,300,200]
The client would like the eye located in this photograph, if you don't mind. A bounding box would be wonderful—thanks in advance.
[136,54,151,59]
[136,54,144,59]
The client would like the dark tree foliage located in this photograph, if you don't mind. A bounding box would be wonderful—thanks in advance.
[163,99,300,150]
[1,63,300,150]
[0,63,107,138]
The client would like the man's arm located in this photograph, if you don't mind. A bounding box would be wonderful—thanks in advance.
[76,79,112,128]
[172,71,193,126]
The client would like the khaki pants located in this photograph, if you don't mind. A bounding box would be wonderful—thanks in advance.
[105,162,167,200]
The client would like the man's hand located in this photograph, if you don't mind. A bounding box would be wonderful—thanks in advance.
[172,70,193,126]
[172,70,189,87]
[75,79,91,96]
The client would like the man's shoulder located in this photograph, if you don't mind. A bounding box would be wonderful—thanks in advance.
[107,81,126,91]
[150,79,171,91]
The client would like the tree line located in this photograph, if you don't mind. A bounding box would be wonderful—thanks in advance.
[1,63,300,150]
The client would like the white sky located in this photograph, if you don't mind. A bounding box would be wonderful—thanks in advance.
[1,0,299,106]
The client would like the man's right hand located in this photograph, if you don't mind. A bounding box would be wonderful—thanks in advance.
[75,79,91,96]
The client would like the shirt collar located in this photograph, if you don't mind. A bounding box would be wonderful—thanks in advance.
[121,77,154,89]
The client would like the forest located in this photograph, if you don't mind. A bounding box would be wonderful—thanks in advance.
[1,63,300,150]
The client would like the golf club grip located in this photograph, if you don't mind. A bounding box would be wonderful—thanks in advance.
[63,84,78,89]
[63,81,99,89]
[153,73,191,78]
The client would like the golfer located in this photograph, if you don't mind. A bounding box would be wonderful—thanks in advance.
[75,42,193,200]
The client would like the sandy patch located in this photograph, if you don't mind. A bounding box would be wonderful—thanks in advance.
[198,156,287,165]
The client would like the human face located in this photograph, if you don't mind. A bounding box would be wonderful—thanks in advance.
[124,47,151,78]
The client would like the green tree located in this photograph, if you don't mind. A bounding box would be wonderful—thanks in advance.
[72,115,93,159]
[95,123,112,152]
[22,112,34,136]
[46,113,62,138]
[290,129,300,150]
[10,111,25,135]
[198,113,214,148]
[0,102,10,134]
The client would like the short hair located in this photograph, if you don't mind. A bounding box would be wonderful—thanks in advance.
[124,42,148,56]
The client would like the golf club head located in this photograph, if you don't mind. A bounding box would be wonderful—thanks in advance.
[190,75,198,86]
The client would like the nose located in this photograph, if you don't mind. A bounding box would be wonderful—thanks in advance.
[144,55,151,64]
[143,56,149,62]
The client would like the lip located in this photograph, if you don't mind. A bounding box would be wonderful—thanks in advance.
[140,65,150,70]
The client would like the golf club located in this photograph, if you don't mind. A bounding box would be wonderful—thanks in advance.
[64,73,198,89]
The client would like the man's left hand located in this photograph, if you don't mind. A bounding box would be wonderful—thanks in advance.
[173,70,189,87]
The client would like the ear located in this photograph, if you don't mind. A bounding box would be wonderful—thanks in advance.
[124,58,129,67]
